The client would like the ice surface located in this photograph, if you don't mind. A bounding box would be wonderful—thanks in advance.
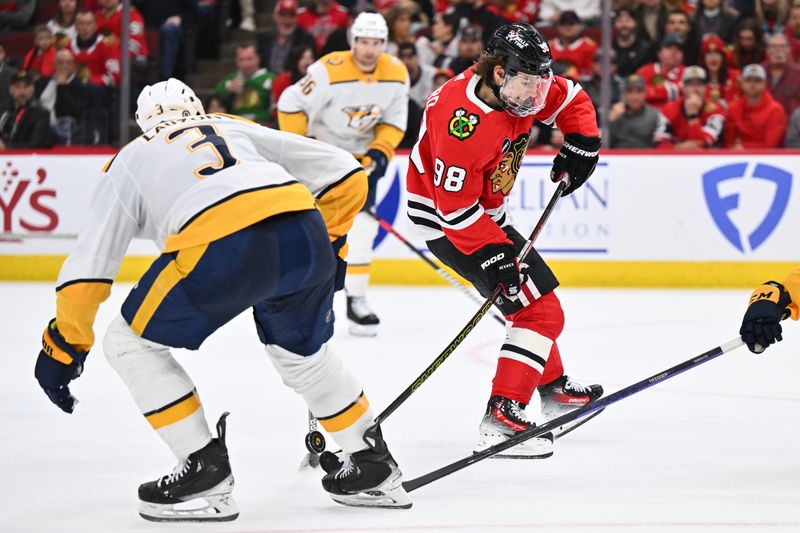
[1,283,798,532]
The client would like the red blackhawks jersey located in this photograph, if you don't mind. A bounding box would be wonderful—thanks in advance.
[636,62,685,110]
[549,37,597,80]
[68,34,121,87]
[654,98,725,147]
[95,4,148,59]
[406,69,598,255]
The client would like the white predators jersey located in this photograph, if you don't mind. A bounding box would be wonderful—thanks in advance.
[57,113,364,289]
[277,51,410,155]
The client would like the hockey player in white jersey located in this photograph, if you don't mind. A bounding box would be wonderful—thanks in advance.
[277,12,409,336]
[33,79,412,521]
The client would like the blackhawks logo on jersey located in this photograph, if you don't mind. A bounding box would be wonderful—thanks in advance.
[490,134,529,195]
[448,108,479,141]
[342,104,383,133]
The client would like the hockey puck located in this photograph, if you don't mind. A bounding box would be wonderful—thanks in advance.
[305,430,326,453]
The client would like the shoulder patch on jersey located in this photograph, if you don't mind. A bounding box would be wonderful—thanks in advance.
[448,108,480,141]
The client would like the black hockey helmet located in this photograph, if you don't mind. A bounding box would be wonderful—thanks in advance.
[484,23,552,77]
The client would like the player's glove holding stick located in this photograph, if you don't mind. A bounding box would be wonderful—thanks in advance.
[361,149,388,209]
[740,281,792,353]
[550,133,601,196]
[35,319,88,413]
[475,243,522,297]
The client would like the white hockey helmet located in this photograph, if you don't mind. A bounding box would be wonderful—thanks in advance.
[351,12,389,43]
[135,78,205,133]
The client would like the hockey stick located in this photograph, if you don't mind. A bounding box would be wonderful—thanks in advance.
[299,410,324,470]
[402,336,746,492]
[366,209,506,326]
[367,181,568,431]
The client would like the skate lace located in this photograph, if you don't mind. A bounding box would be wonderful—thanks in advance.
[350,297,373,318]
[158,459,192,488]
[335,455,356,480]
[508,401,531,424]
[564,378,586,394]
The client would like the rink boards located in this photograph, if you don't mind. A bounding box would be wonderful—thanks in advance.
[0,149,797,287]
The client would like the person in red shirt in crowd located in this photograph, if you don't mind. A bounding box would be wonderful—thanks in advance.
[654,65,725,149]
[406,23,603,459]
[786,3,800,63]
[271,43,314,114]
[68,10,121,87]
[724,63,787,148]
[296,0,349,53]
[95,0,148,60]
[477,0,541,25]
[548,10,596,81]
[699,34,740,109]
[23,25,58,79]
[636,33,685,110]
[761,32,800,119]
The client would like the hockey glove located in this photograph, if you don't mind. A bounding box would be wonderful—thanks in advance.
[740,281,792,354]
[362,149,388,210]
[35,319,88,413]
[550,133,601,197]
[475,243,520,297]
[331,235,347,292]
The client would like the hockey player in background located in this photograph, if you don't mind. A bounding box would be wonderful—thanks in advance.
[33,79,411,521]
[277,12,409,337]
[406,23,603,458]
[740,268,799,353]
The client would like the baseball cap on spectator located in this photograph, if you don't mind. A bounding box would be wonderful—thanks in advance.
[682,65,707,84]
[373,0,400,12]
[594,47,617,64]
[10,71,34,85]
[700,34,725,56]
[433,67,454,80]
[558,10,581,26]
[623,74,646,91]
[274,0,297,15]
[461,25,482,42]
[661,33,684,49]
[398,42,417,58]
[740,63,766,80]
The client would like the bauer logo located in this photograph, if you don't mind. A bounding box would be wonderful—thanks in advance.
[702,162,792,253]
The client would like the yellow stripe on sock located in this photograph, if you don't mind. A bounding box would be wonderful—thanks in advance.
[347,264,371,275]
[318,393,370,433]
[145,390,202,430]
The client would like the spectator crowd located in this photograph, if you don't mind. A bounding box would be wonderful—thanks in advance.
[3,0,800,149]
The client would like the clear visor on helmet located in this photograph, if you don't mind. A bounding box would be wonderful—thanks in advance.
[498,69,553,117]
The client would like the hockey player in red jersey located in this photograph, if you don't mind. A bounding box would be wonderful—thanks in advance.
[406,23,603,458]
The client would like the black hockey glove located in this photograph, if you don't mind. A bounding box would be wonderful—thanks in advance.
[331,235,347,292]
[35,319,88,413]
[550,133,601,196]
[475,243,520,297]
[740,281,792,354]
[362,149,389,210]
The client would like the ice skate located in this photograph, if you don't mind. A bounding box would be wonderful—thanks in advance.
[474,395,554,459]
[538,375,604,438]
[347,296,380,337]
[138,413,239,522]
[320,428,411,509]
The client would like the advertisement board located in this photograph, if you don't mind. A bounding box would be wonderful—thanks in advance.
[1,150,797,286]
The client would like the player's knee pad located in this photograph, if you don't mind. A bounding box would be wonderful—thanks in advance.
[346,211,379,265]
[510,291,565,340]
[104,314,180,380]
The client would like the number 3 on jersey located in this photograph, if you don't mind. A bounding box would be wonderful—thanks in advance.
[433,158,466,192]
[166,124,239,179]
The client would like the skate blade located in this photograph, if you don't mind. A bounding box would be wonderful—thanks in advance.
[329,471,412,509]
[138,477,239,522]
[348,322,378,337]
[552,408,605,440]
[474,434,553,459]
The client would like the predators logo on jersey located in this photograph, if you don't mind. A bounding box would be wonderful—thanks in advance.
[342,104,383,133]
[491,134,529,195]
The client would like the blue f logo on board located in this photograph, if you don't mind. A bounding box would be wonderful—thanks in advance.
[702,162,792,253]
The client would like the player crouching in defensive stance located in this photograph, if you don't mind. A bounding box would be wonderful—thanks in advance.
[33,79,411,522]
[405,23,603,458]
[740,268,799,353]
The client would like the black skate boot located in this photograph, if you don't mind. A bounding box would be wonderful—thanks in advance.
[138,412,238,522]
[320,427,411,509]
[347,296,380,337]
[474,395,554,459]
[538,375,604,438]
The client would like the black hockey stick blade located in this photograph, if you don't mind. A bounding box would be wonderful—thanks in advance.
[403,336,744,493]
